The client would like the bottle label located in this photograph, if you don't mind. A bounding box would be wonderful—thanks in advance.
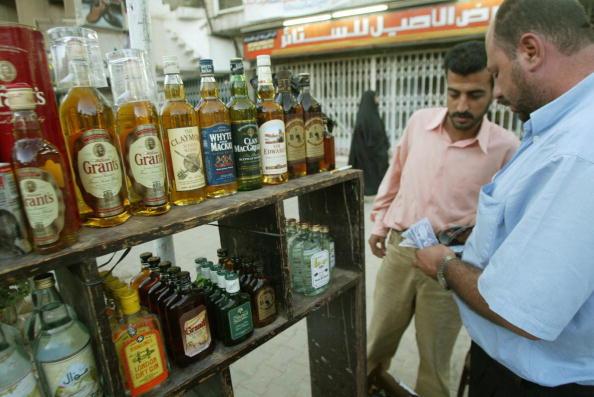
[228,301,253,341]
[16,167,64,247]
[76,129,125,217]
[256,286,276,322]
[258,119,288,175]
[0,370,41,397]
[231,122,261,179]
[201,123,236,186]
[285,117,306,164]
[305,117,325,160]
[179,306,212,357]
[311,250,330,289]
[122,328,168,391]
[126,124,168,206]
[0,167,32,257]
[40,343,102,397]
[167,126,206,191]
[329,241,336,269]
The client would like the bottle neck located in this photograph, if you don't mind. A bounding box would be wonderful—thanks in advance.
[70,60,93,88]
[164,73,186,100]
[230,73,248,97]
[34,287,63,309]
[40,303,73,331]
[11,109,43,140]
[179,280,193,294]
[200,75,218,99]
[257,65,275,101]
[124,76,148,102]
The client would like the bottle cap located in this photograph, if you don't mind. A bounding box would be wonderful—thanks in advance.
[311,224,321,232]
[194,257,208,264]
[4,83,36,110]
[139,252,153,263]
[256,55,271,67]
[217,248,227,257]
[298,73,310,87]
[34,273,55,290]
[300,222,310,230]
[162,55,179,74]
[158,261,172,274]
[225,273,240,294]
[112,285,131,299]
[119,289,141,315]
[179,271,192,284]
[199,59,214,75]
[320,225,329,233]
[230,58,244,75]
[147,256,161,269]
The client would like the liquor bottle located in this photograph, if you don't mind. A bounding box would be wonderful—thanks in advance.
[0,326,42,397]
[194,261,211,289]
[320,116,336,171]
[255,55,288,185]
[146,261,173,312]
[113,289,169,396]
[195,59,237,198]
[130,251,153,289]
[155,270,181,325]
[227,58,262,191]
[216,272,254,346]
[320,225,336,271]
[137,256,162,307]
[285,218,298,246]
[34,302,102,396]
[297,73,324,174]
[164,271,213,366]
[276,70,306,178]
[160,56,207,206]
[248,270,277,328]
[7,84,79,254]
[56,33,131,227]
[217,248,234,271]
[109,52,170,216]
[239,260,255,291]
[152,266,181,317]
[301,225,331,296]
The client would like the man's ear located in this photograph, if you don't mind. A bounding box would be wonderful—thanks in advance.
[517,33,546,72]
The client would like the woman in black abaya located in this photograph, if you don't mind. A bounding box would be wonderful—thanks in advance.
[348,90,390,196]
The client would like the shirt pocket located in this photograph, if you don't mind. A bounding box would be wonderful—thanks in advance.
[472,183,506,261]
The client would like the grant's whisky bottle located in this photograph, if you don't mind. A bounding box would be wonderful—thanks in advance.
[297,73,324,174]
[195,59,237,198]
[256,55,288,185]
[227,58,262,191]
[276,70,306,178]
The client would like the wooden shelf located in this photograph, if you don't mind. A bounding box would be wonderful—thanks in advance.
[144,268,362,396]
[0,170,359,279]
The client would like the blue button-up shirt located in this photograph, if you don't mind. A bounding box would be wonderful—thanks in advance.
[459,72,594,387]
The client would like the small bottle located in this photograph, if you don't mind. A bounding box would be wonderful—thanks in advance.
[227,58,262,191]
[320,225,336,271]
[196,59,237,198]
[216,272,254,346]
[249,270,277,328]
[137,256,162,307]
[297,73,324,174]
[285,218,298,246]
[0,326,42,397]
[113,289,169,396]
[160,56,207,206]
[320,116,336,171]
[7,84,80,253]
[146,261,173,313]
[153,266,181,318]
[34,302,102,397]
[276,70,306,179]
[301,225,331,296]
[255,55,288,185]
[200,263,218,296]
[164,271,214,366]
[239,260,255,291]
[194,261,211,289]
[130,251,153,289]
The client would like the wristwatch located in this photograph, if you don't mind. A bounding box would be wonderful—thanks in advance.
[437,255,456,290]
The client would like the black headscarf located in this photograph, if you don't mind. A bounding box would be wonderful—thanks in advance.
[354,91,387,148]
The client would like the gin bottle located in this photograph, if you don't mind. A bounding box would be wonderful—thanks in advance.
[289,222,309,294]
[300,225,330,296]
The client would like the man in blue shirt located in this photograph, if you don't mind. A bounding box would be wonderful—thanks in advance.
[414,0,594,396]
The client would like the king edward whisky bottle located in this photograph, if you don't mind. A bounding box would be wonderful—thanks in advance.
[276,70,306,178]
[297,73,324,174]
[160,56,207,205]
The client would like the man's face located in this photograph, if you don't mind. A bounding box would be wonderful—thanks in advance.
[446,69,493,132]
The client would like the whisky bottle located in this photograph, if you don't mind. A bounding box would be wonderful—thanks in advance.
[0,326,42,397]
[137,256,162,307]
[7,84,79,254]
[146,261,173,312]
[248,270,277,328]
[151,266,181,317]
[216,272,254,346]
[276,70,306,178]
[109,53,170,215]
[160,56,207,205]
[256,55,289,184]
[130,251,153,289]
[195,59,237,198]
[56,36,131,227]
[320,116,336,171]
[297,73,324,174]
[227,58,262,191]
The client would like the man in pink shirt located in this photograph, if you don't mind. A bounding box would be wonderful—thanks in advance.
[367,41,519,397]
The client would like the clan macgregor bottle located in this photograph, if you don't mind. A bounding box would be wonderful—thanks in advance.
[276,70,306,178]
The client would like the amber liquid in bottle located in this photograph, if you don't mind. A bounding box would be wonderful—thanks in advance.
[195,59,237,198]
[8,86,79,253]
[256,56,288,185]
[249,271,277,328]
[160,58,207,205]
[321,128,336,172]
[59,61,131,227]
[276,70,306,178]
[297,73,324,175]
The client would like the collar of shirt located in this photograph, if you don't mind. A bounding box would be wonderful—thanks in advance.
[425,108,490,154]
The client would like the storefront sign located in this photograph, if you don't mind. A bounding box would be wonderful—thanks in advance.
[243,0,503,59]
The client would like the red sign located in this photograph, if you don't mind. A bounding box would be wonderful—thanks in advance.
[244,0,503,59]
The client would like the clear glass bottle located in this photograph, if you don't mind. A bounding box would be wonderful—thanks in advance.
[297,73,324,175]
[227,58,262,191]
[0,325,42,397]
[160,56,207,206]
[300,225,330,296]
[276,70,306,179]
[34,302,102,397]
[216,272,254,346]
[289,222,309,293]
[130,251,153,289]
[195,59,237,198]
[7,84,80,253]
[320,225,336,272]
[255,55,288,185]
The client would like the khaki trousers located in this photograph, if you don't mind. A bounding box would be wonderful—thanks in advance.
[367,231,462,397]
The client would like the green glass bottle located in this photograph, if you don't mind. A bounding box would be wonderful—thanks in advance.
[194,261,212,289]
[227,58,262,191]
[217,272,254,346]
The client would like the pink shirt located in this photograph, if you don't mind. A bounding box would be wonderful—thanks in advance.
[371,107,520,237]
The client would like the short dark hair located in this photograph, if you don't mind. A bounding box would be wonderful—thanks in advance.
[444,41,488,76]
[494,0,594,57]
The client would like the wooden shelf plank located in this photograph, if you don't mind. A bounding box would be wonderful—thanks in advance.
[143,268,362,397]
[0,170,362,279]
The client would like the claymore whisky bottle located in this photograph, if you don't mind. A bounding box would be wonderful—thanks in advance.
[255,55,288,185]
[297,73,324,174]
[7,84,79,254]
[160,56,207,205]
[57,39,130,227]
[195,59,237,198]
[275,70,306,178]
[227,58,262,191]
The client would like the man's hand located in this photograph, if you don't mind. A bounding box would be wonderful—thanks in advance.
[369,234,387,258]
[414,244,454,279]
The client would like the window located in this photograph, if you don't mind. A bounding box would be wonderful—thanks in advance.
[217,0,242,12]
